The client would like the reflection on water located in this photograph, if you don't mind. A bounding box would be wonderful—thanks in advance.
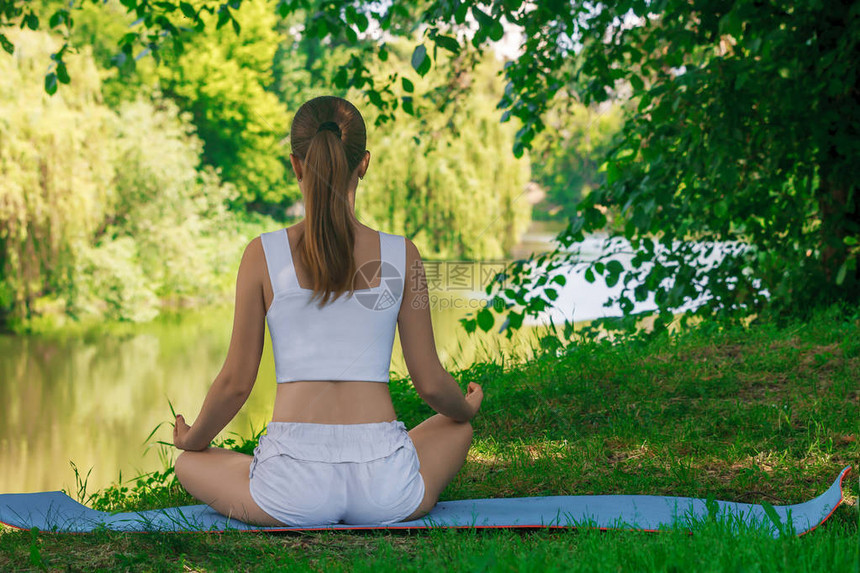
[0,293,543,495]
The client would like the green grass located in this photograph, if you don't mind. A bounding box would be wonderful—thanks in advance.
[1,303,858,571]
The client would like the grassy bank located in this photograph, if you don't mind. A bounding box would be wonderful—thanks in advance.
[1,304,858,571]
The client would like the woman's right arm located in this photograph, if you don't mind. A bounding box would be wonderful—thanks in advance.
[397,237,481,423]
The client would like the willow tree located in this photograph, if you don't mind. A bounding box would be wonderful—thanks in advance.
[0,28,241,328]
[357,37,532,261]
[0,29,116,327]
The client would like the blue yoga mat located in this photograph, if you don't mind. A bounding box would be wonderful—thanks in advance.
[0,466,850,537]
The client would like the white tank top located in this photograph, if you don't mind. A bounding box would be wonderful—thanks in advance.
[260,227,406,383]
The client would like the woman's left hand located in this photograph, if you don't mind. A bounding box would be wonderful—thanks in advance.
[173,414,203,451]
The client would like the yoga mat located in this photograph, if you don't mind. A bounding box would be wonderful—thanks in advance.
[0,466,850,537]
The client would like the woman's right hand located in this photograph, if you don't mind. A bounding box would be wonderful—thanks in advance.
[465,382,483,419]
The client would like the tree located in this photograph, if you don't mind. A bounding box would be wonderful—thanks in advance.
[152,0,290,212]
[529,94,625,220]
[0,28,239,328]
[358,37,532,261]
[3,0,857,337]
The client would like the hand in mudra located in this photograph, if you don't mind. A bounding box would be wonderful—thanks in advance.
[465,382,483,418]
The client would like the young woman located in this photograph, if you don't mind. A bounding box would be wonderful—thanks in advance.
[172,95,484,526]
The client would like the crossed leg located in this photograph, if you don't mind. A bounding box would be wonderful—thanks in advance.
[175,414,473,526]
[174,447,284,526]
[401,413,474,522]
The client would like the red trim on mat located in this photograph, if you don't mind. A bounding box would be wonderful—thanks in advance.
[796,466,851,538]
[1,466,850,536]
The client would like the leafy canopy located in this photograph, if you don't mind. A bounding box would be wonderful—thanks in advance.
[3,0,857,340]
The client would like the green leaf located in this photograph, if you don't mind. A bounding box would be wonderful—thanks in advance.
[402,96,414,115]
[411,44,426,71]
[476,308,495,332]
[217,6,230,28]
[334,66,348,88]
[0,34,13,55]
[630,73,644,92]
[56,62,70,84]
[454,3,469,24]
[843,236,858,246]
[355,13,368,32]
[402,77,414,92]
[509,311,524,329]
[606,260,624,276]
[471,6,493,28]
[231,16,241,35]
[378,45,388,61]
[368,89,383,107]
[461,317,476,334]
[584,267,595,283]
[180,2,196,19]
[411,44,429,76]
[489,21,504,42]
[316,19,329,39]
[45,72,57,95]
[607,161,620,184]
[25,13,39,30]
[434,34,460,54]
[49,11,62,28]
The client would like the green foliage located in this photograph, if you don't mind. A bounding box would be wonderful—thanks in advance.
[72,236,161,323]
[563,0,860,329]
[53,0,162,108]
[7,0,856,338]
[461,0,860,339]
[0,29,249,330]
[529,93,625,220]
[356,37,532,260]
[154,0,289,211]
[104,95,241,299]
[0,29,116,327]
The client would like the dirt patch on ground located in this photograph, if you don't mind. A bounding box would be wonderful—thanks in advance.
[651,342,747,366]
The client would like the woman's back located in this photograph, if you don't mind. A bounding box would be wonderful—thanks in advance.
[264,220,401,424]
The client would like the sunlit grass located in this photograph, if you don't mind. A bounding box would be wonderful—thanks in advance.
[1,303,858,571]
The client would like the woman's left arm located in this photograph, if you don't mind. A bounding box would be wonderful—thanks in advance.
[174,238,267,451]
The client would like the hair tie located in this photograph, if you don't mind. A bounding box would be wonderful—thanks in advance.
[316,121,342,138]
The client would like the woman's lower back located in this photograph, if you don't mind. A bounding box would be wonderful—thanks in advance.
[272,380,398,424]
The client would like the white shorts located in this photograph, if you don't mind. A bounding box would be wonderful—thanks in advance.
[248,420,426,526]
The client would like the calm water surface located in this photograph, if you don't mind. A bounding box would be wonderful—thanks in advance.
[0,268,545,495]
